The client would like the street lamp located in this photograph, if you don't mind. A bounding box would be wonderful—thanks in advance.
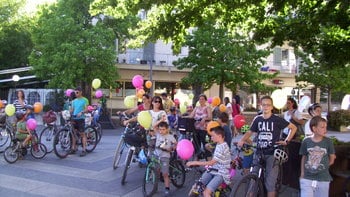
[149,60,153,96]
[12,74,20,95]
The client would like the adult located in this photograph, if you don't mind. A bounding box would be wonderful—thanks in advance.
[13,90,27,112]
[161,92,174,114]
[70,87,89,157]
[304,103,322,138]
[223,97,233,131]
[118,94,152,125]
[231,97,241,136]
[149,96,168,132]
[184,94,212,158]
[282,98,305,190]
[238,96,297,197]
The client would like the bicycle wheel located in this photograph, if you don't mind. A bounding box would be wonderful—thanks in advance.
[4,144,19,164]
[39,126,56,153]
[169,160,186,188]
[112,137,125,169]
[0,127,12,153]
[142,166,159,197]
[344,176,350,197]
[53,128,72,159]
[94,123,102,143]
[31,143,47,159]
[121,147,134,185]
[85,126,98,152]
[231,174,264,197]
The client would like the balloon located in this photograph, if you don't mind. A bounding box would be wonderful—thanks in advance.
[174,98,180,105]
[188,93,194,99]
[124,95,136,108]
[219,104,226,112]
[0,100,3,108]
[132,75,144,88]
[341,94,350,110]
[87,105,94,112]
[5,104,15,116]
[136,88,145,99]
[176,139,194,160]
[208,97,213,104]
[33,102,43,113]
[180,104,186,114]
[95,90,103,98]
[271,89,287,109]
[26,118,37,130]
[298,95,311,112]
[92,78,101,89]
[65,89,73,97]
[212,96,221,107]
[145,80,152,89]
[137,111,152,129]
[206,121,220,135]
[233,115,246,129]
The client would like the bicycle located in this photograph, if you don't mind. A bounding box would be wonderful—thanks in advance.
[0,118,16,153]
[53,117,98,159]
[231,145,288,197]
[39,122,60,153]
[142,151,186,197]
[4,129,47,163]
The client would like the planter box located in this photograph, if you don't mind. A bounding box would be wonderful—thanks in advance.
[339,125,350,132]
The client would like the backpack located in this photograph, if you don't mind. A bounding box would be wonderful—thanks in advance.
[43,110,57,124]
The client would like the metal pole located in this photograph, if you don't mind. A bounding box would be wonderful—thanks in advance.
[149,60,153,96]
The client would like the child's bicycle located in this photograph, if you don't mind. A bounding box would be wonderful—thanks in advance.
[142,151,186,197]
[4,129,47,163]
[231,145,288,197]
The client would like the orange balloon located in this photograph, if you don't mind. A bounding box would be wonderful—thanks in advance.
[137,89,145,98]
[206,121,220,135]
[145,81,152,89]
[33,102,43,113]
[0,100,3,108]
[212,96,221,107]
[219,104,226,112]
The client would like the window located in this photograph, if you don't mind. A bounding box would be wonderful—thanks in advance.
[27,91,40,105]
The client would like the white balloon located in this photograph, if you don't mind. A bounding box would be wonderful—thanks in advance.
[298,95,311,112]
[341,94,350,110]
[271,89,287,109]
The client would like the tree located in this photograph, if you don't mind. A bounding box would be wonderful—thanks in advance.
[174,24,275,99]
[29,0,119,97]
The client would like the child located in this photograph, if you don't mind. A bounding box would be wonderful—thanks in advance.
[187,126,231,197]
[167,106,178,135]
[299,116,336,197]
[25,104,35,120]
[155,121,177,196]
[15,111,32,147]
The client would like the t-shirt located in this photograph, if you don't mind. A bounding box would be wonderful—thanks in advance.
[155,133,177,158]
[211,142,231,184]
[16,121,26,135]
[194,106,209,130]
[13,99,27,112]
[149,110,167,130]
[163,99,174,113]
[283,109,302,135]
[72,97,88,120]
[304,119,313,137]
[250,114,289,155]
[226,103,233,120]
[299,137,335,181]
[167,114,178,129]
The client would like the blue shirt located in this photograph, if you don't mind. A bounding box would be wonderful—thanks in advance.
[72,98,87,119]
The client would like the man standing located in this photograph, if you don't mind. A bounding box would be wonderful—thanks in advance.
[70,87,88,157]
[161,92,174,114]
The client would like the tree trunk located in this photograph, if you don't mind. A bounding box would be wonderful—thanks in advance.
[192,83,203,107]
[327,88,332,113]
[219,81,224,101]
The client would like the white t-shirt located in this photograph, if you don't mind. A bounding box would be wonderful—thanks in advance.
[149,110,167,130]
[303,119,314,138]
[283,109,302,135]
[226,103,233,120]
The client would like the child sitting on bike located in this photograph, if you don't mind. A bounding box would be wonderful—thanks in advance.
[155,121,177,196]
[15,111,32,147]
[187,126,231,197]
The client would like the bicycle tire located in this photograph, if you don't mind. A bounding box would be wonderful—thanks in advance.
[231,173,264,197]
[121,148,134,185]
[142,166,159,197]
[39,126,56,153]
[94,123,102,143]
[4,144,19,164]
[53,128,72,159]
[31,143,47,159]
[0,127,12,153]
[343,176,350,197]
[85,126,98,152]
[169,160,186,188]
[112,137,125,169]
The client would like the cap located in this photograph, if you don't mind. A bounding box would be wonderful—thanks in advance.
[75,86,82,91]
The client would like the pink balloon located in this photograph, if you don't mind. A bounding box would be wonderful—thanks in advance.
[233,115,246,129]
[174,98,180,105]
[27,118,37,130]
[208,97,213,104]
[87,105,94,112]
[66,89,73,97]
[95,90,103,98]
[176,139,194,160]
[132,75,144,88]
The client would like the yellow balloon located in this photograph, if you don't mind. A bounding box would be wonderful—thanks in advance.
[124,95,136,108]
[271,89,287,109]
[5,104,15,116]
[180,104,186,114]
[92,78,101,89]
[188,93,194,99]
[137,111,152,129]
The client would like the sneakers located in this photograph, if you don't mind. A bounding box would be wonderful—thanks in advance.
[68,149,77,154]
[80,150,87,157]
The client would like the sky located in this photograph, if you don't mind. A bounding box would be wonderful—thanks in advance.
[22,0,56,14]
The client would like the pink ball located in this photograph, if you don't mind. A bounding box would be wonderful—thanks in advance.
[174,98,180,105]
[66,89,73,97]
[132,75,144,88]
[176,139,194,160]
[95,90,103,98]
[208,97,213,104]
[27,118,37,130]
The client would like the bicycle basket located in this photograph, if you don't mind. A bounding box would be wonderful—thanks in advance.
[43,110,57,124]
[124,125,147,147]
[274,148,288,163]
[177,117,196,134]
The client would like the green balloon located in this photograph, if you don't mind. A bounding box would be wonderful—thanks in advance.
[180,105,186,114]
[5,104,15,116]
[137,111,152,129]
[124,95,135,108]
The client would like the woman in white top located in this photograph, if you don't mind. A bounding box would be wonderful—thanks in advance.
[149,96,168,132]
[304,103,322,138]
[283,98,304,138]
[224,97,233,129]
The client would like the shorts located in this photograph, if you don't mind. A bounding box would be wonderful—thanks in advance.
[200,171,224,193]
[160,157,170,174]
[16,132,29,141]
[252,154,279,192]
[72,119,85,133]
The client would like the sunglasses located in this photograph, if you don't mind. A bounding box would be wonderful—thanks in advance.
[153,100,161,103]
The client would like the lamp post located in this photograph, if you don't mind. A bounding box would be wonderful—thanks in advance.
[149,60,153,96]
[12,74,20,95]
